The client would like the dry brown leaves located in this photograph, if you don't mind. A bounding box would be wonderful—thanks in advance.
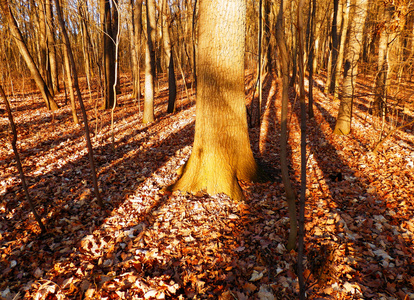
[0,72,413,299]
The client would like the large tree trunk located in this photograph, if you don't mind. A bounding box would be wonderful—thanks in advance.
[334,0,368,135]
[276,0,297,251]
[169,0,259,200]
[0,0,59,110]
[143,0,156,123]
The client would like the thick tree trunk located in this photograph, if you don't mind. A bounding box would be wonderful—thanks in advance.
[334,0,368,135]
[0,0,59,110]
[169,0,259,200]
[143,0,156,123]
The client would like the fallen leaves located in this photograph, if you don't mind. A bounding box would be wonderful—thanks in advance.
[0,72,414,299]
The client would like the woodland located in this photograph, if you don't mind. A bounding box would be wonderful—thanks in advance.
[0,0,414,299]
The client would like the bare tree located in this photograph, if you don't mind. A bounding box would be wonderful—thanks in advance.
[54,0,104,208]
[0,0,59,110]
[276,0,297,251]
[1,85,47,234]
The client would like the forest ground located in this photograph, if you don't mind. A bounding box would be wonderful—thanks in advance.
[0,71,414,300]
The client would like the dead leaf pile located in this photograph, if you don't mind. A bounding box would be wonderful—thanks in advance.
[0,72,413,299]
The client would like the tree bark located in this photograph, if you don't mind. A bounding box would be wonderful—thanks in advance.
[162,0,177,114]
[100,0,116,109]
[169,0,259,200]
[45,0,59,94]
[130,0,142,101]
[333,0,351,101]
[334,0,368,135]
[143,0,156,123]
[0,0,59,110]
[325,0,339,95]
[276,0,297,251]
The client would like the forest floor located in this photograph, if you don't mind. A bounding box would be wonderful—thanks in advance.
[0,71,414,300]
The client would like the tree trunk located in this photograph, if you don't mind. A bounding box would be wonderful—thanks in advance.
[169,0,259,200]
[307,0,316,118]
[162,0,177,114]
[62,32,79,124]
[333,0,350,101]
[130,0,142,101]
[143,0,156,123]
[373,5,392,118]
[325,0,339,95]
[0,0,59,110]
[334,0,368,135]
[54,0,103,207]
[100,0,116,109]
[45,0,59,94]
[0,85,47,234]
[276,0,297,251]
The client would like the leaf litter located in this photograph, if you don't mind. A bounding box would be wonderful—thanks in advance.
[0,72,413,299]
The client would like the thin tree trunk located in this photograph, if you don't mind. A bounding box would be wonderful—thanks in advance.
[0,85,47,234]
[307,0,316,118]
[45,0,59,94]
[62,32,79,124]
[143,0,156,123]
[297,0,307,297]
[0,0,59,110]
[325,0,339,95]
[276,0,297,251]
[54,0,103,207]
[162,0,177,113]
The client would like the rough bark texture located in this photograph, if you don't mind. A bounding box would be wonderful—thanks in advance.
[0,0,59,110]
[170,0,259,200]
[143,0,156,123]
[334,0,368,135]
